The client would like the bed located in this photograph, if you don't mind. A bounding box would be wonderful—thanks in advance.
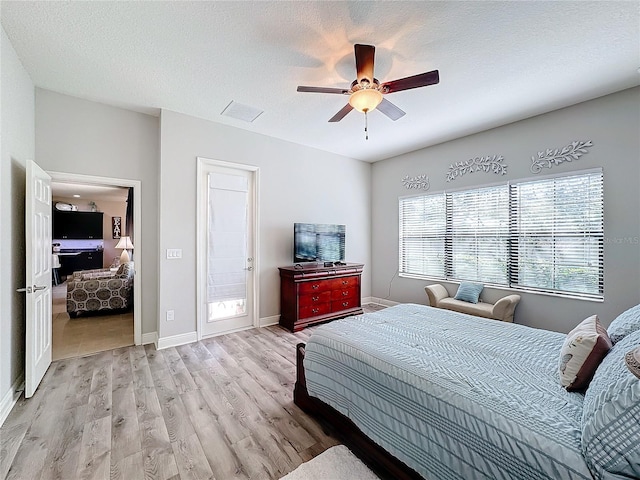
[294,303,640,480]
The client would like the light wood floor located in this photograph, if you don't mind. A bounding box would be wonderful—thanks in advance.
[1,323,343,480]
[52,283,134,361]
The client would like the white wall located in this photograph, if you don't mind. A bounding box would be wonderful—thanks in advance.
[35,89,159,336]
[158,109,371,340]
[372,87,640,333]
[0,26,34,417]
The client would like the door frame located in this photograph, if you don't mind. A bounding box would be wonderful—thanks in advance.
[196,157,260,340]
[48,171,142,345]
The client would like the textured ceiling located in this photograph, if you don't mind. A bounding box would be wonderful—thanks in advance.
[2,1,639,162]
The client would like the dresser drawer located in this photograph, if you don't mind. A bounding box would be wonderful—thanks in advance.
[331,297,359,312]
[299,280,331,294]
[299,302,331,319]
[329,276,359,290]
[299,291,331,307]
[331,286,358,301]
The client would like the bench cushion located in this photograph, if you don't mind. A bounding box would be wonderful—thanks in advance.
[439,297,494,318]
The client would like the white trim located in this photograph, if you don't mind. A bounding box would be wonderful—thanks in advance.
[196,157,260,341]
[157,331,198,350]
[368,297,400,307]
[259,315,280,327]
[141,332,158,346]
[48,171,144,345]
[0,375,24,428]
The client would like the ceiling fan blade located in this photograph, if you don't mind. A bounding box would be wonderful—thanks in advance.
[297,86,349,94]
[380,70,439,94]
[377,98,406,121]
[355,44,375,84]
[328,104,354,122]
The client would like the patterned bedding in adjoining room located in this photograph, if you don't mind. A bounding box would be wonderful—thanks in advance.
[303,303,593,480]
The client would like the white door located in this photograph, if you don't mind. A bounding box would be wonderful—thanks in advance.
[22,160,53,398]
[198,162,256,338]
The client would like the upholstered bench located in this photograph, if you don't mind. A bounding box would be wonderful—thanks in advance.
[425,283,520,323]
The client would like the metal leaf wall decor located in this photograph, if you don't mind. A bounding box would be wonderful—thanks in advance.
[402,174,430,190]
[530,140,593,173]
[446,155,506,182]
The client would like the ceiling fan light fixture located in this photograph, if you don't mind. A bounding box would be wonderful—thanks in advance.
[348,88,383,113]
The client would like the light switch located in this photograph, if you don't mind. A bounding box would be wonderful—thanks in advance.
[166,249,182,259]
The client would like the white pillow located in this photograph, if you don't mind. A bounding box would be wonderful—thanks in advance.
[559,315,612,391]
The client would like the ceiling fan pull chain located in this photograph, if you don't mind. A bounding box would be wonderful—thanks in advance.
[364,109,369,140]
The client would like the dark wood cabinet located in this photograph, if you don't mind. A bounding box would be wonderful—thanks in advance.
[59,251,104,276]
[279,263,364,331]
[53,211,104,239]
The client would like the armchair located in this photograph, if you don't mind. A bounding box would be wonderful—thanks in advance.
[66,262,134,317]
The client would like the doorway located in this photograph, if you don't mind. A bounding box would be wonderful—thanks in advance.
[48,172,142,359]
[197,157,259,339]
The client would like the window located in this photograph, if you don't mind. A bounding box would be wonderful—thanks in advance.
[399,193,446,278]
[448,185,509,284]
[398,169,604,299]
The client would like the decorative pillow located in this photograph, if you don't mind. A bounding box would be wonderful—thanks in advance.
[116,261,134,279]
[559,315,612,391]
[453,282,483,304]
[607,303,640,344]
[581,329,640,479]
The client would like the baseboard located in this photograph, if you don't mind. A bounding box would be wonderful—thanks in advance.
[156,331,198,350]
[141,332,158,346]
[259,315,280,327]
[368,297,400,307]
[0,374,24,428]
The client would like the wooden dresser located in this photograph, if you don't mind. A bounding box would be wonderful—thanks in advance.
[279,263,364,331]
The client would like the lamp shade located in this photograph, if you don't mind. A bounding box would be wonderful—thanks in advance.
[115,236,134,250]
[348,88,383,113]
[115,236,133,264]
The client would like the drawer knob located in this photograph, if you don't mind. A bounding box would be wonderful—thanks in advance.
[342,291,349,296]
[312,284,319,290]
[342,280,349,285]
[312,296,319,301]
[312,308,319,314]
[342,301,349,307]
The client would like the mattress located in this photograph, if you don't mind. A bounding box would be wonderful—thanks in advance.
[303,303,593,480]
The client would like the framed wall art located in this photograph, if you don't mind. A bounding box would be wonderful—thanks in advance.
[112,216,122,239]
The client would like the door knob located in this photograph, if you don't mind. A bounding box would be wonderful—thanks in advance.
[244,266,253,271]
[16,286,32,293]
[33,285,47,291]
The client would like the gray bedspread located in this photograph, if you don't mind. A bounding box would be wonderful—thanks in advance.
[303,303,593,480]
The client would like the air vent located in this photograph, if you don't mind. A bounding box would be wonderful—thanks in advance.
[221,101,263,123]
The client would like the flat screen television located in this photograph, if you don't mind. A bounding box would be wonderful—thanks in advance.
[294,223,346,263]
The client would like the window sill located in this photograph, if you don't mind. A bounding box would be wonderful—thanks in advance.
[399,273,604,303]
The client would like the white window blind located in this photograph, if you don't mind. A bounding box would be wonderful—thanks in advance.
[448,185,509,284]
[207,172,248,303]
[510,170,603,298]
[399,193,446,278]
[398,169,604,299]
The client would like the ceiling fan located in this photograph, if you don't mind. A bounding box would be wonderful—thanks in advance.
[297,44,439,135]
